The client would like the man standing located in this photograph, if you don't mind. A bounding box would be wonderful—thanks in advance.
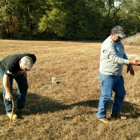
[97,25,140,123]
[0,53,36,120]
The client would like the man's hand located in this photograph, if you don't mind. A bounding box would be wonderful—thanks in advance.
[5,94,13,101]
[129,59,140,65]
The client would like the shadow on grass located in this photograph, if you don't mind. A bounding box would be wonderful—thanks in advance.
[71,99,140,118]
[27,93,140,118]
[0,92,140,119]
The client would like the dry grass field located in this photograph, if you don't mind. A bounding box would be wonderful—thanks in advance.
[0,39,140,140]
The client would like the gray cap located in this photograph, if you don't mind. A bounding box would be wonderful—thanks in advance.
[111,25,126,38]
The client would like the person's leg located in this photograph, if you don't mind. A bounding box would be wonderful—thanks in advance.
[112,76,126,115]
[0,70,13,113]
[15,75,28,109]
[97,73,115,119]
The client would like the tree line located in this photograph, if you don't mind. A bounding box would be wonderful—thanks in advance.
[0,0,140,40]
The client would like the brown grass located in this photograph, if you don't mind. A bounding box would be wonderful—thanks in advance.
[0,40,140,140]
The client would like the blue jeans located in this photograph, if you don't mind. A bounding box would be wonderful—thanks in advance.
[0,70,28,113]
[97,73,126,118]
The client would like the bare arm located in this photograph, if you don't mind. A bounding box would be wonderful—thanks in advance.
[3,74,13,101]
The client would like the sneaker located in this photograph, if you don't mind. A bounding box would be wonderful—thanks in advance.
[16,108,30,114]
[7,112,17,120]
[99,118,111,124]
[111,114,127,120]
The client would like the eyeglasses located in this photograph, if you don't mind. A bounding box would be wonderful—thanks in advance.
[118,36,122,39]
[113,33,122,40]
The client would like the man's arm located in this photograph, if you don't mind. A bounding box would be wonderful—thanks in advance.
[104,47,140,65]
[3,74,13,101]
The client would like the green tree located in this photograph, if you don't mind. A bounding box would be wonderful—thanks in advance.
[101,0,140,37]
[0,0,45,39]
[38,0,104,40]
[116,0,140,36]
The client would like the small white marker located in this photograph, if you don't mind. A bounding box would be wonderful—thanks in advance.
[52,77,56,83]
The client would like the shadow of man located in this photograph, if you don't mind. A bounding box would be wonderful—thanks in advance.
[0,92,139,119]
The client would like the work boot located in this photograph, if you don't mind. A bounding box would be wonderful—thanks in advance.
[98,118,111,124]
[7,112,17,120]
[111,114,127,120]
[16,108,30,114]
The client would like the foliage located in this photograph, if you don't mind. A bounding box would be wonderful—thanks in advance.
[0,0,45,39]
[0,0,140,40]
[117,0,140,36]
[38,0,103,40]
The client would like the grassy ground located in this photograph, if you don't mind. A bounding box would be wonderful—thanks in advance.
[0,40,140,140]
